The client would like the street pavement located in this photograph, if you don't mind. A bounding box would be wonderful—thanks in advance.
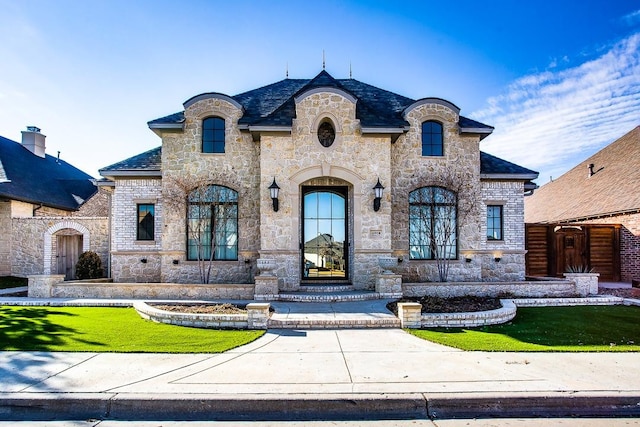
[1,326,639,422]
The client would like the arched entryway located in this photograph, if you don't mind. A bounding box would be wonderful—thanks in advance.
[302,186,348,280]
[44,221,91,279]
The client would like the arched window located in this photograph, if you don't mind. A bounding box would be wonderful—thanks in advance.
[202,117,225,153]
[187,185,238,261]
[409,186,457,260]
[421,121,443,156]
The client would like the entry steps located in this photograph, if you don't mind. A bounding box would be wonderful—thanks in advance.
[278,284,382,303]
[270,284,401,328]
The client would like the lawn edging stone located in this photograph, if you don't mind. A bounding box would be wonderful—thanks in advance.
[133,301,270,330]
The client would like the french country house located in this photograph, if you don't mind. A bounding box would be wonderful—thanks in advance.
[525,126,640,283]
[99,70,538,291]
[0,127,108,280]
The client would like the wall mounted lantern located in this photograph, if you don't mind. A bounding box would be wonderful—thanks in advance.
[269,178,280,212]
[494,257,502,263]
[373,178,384,212]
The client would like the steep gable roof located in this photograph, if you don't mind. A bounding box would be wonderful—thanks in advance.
[0,135,97,211]
[525,126,640,223]
[148,70,492,132]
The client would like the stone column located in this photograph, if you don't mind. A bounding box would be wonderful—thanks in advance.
[247,303,270,329]
[564,272,600,296]
[397,302,422,329]
[28,275,65,298]
[254,276,279,301]
[375,274,403,298]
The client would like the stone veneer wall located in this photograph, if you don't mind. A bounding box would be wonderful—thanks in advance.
[0,201,11,275]
[159,96,260,284]
[390,101,484,282]
[110,178,162,282]
[259,90,392,290]
[11,217,108,277]
[479,180,527,281]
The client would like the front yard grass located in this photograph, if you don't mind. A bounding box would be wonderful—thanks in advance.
[0,276,28,289]
[409,305,640,352]
[0,306,264,353]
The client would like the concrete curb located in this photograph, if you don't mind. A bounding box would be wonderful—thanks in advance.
[2,393,640,421]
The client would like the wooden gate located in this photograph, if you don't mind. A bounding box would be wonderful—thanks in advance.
[57,235,83,280]
[525,224,620,281]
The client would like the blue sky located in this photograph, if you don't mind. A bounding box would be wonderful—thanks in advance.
[1,0,639,185]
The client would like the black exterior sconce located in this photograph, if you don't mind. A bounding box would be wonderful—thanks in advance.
[269,178,280,212]
[172,259,179,265]
[373,178,384,212]
[494,257,501,263]
[140,258,148,264]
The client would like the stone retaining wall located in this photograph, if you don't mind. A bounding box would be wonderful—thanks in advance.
[134,301,270,330]
[29,277,254,300]
[402,279,577,298]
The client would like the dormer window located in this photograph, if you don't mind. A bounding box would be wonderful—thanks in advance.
[421,121,443,156]
[202,116,225,153]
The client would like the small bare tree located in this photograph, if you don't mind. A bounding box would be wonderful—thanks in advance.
[163,175,238,284]
[409,170,478,282]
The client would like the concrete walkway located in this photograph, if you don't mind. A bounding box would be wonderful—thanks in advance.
[1,295,640,421]
[1,326,640,421]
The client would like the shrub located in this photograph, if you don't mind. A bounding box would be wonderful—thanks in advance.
[75,251,103,280]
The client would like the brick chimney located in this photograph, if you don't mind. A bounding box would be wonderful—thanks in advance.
[21,126,46,158]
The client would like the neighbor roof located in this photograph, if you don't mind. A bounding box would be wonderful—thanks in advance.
[525,126,640,223]
[0,135,97,211]
[148,70,494,134]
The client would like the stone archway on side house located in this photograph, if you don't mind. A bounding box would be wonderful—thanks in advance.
[44,221,91,275]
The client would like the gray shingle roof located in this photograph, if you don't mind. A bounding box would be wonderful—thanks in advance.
[0,135,97,211]
[148,70,492,131]
[121,71,536,181]
[480,151,538,177]
[99,146,161,175]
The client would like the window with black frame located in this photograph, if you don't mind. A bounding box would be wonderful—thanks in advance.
[136,204,155,241]
[409,186,457,260]
[202,116,225,153]
[421,120,443,156]
[487,205,503,240]
[187,185,238,261]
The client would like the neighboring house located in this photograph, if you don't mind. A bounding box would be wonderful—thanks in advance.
[100,70,538,289]
[525,126,640,282]
[0,127,109,280]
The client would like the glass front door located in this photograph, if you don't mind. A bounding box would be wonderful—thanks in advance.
[302,187,347,280]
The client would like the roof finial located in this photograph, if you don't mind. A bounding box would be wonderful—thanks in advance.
[349,62,352,79]
[286,62,289,79]
[322,50,325,70]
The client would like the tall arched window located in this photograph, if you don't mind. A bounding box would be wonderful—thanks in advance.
[202,117,225,153]
[421,121,443,156]
[409,186,457,260]
[187,185,238,261]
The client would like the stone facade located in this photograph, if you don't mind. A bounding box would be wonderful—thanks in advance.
[102,73,536,292]
[2,192,109,278]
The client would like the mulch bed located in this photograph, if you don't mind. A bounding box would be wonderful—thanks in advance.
[151,303,246,314]
[388,296,502,315]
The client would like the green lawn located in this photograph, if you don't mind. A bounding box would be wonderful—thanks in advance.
[0,276,28,289]
[0,306,264,353]
[409,305,640,352]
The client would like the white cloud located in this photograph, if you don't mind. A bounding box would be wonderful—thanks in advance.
[471,32,640,184]
[622,10,640,26]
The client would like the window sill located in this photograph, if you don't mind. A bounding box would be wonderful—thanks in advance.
[135,240,156,245]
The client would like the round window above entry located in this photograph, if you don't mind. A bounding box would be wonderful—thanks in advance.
[317,121,336,147]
